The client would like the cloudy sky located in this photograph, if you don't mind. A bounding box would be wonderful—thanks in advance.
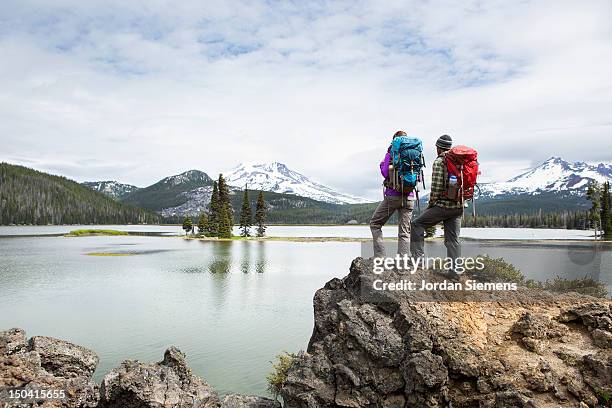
[1,0,611,199]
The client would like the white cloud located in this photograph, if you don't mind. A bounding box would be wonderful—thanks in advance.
[1,0,611,199]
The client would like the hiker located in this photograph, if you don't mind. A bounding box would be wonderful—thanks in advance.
[410,134,465,278]
[370,130,418,257]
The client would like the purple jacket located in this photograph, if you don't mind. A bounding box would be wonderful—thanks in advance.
[381,151,415,198]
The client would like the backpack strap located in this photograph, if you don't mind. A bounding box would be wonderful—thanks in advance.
[441,151,449,191]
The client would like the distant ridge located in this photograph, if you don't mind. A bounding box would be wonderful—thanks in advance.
[0,163,159,225]
[479,157,612,198]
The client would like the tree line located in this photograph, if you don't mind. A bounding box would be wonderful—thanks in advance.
[0,163,160,225]
[182,174,267,238]
[461,210,590,229]
[586,180,612,240]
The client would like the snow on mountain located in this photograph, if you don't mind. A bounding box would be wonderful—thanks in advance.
[224,162,372,204]
[82,180,139,199]
[159,170,212,186]
[479,157,612,198]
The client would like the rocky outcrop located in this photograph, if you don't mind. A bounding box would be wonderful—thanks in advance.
[281,257,612,408]
[0,328,99,407]
[98,346,219,408]
[1,330,279,408]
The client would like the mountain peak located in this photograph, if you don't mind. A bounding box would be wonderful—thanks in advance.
[163,170,212,186]
[82,180,140,199]
[544,156,564,163]
[224,162,371,204]
[482,156,612,198]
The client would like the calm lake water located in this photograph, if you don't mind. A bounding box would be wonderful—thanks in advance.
[0,224,595,240]
[0,225,610,397]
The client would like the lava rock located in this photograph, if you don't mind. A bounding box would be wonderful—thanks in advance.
[98,347,219,408]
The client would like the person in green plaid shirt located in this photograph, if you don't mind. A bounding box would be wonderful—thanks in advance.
[410,135,464,279]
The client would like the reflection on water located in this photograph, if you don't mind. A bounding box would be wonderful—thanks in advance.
[174,241,269,276]
[208,242,232,274]
[256,242,266,274]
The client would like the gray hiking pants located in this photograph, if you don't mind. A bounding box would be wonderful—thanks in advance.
[410,205,463,270]
[370,195,414,257]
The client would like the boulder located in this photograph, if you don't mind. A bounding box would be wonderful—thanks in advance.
[98,346,219,408]
[29,335,99,378]
[0,328,99,407]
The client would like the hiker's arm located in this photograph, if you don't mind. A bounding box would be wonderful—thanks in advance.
[380,152,391,178]
[428,158,444,206]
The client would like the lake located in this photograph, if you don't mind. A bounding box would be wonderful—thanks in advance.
[0,224,596,240]
[0,225,610,397]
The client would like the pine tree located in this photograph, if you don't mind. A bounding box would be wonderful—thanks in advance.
[239,187,252,237]
[208,181,219,236]
[218,202,233,239]
[182,217,193,235]
[197,213,208,236]
[218,174,233,229]
[586,181,601,238]
[601,181,612,240]
[255,191,267,237]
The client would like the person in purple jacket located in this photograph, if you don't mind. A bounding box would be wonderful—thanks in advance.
[370,130,415,257]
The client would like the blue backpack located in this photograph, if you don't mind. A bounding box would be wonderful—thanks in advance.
[388,136,425,192]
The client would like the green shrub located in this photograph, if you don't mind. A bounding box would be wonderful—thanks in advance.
[474,256,608,299]
[527,277,608,299]
[595,388,611,404]
[266,352,297,398]
[473,255,525,283]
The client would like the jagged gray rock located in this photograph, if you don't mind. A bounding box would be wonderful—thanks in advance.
[281,257,612,408]
[0,328,99,407]
[98,346,219,408]
[29,335,99,379]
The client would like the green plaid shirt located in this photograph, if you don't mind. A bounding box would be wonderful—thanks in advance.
[428,153,464,209]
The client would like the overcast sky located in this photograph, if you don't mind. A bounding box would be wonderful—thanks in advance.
[1,0,611,200]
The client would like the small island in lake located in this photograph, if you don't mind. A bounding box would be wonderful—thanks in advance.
[65,229,130,237]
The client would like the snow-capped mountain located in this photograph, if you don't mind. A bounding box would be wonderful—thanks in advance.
[479,157,612,198]
[159,170,213,186]
[224,162,372,204]
[82,180,140,199]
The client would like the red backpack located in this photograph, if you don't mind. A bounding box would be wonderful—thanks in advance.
[443,145,479,202]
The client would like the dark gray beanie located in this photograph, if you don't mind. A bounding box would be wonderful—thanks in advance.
[436,134,452,150]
